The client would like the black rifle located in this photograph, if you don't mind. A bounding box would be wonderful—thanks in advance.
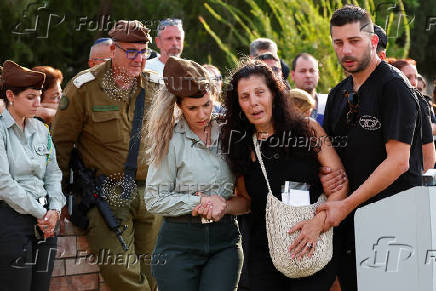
[69,148,129,251]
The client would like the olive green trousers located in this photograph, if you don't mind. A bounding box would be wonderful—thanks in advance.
[86,184,163,291]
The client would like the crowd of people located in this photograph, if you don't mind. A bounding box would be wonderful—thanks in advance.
[0,4,435,291]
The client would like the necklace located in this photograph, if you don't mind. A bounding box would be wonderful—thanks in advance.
[101,67,137,102]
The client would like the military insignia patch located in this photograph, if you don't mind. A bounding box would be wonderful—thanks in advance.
[73,71,95,88]
[59,95,70,110]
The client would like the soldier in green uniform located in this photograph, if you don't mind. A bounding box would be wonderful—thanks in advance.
[52,20,162,291]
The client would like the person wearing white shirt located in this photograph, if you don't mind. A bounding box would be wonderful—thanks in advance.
[145,18,185,79]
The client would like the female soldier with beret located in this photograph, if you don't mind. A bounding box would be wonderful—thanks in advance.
[145,57,251,291]
[0,60,65,291]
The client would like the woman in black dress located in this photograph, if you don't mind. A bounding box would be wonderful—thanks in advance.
[221,60,348,291]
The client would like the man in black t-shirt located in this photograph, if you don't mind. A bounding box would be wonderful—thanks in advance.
[318,5,423,290]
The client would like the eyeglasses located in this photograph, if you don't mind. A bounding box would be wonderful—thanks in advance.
[255,53,278,61]
[157,18,183,31]
[344,90,360,125]
[115,43,151,60]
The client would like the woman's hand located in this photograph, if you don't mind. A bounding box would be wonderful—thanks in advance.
[192,197,213,218]
[288,212,325,260]
[37,210,59,238]
[192,195,227,221]
[35,105,57,124]
[319,167,347,195]
[208,195,227,221]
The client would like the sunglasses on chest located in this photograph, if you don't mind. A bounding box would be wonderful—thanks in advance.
[344,90,360,126]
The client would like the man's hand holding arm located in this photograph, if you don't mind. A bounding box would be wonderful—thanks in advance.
[317,139,411,228]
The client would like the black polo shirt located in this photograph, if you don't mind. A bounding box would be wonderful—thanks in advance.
[417,91,434,145]
[324,61,423,206]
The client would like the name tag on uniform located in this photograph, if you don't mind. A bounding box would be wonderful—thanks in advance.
[92,105,119,112]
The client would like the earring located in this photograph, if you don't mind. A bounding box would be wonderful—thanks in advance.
[239,111,246,120]
[10,101,13,106]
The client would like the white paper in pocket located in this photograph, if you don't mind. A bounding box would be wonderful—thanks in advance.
[288,189,310,206]
[281,192,290,205]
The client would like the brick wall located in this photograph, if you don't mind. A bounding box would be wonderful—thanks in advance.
[50,218,110,291]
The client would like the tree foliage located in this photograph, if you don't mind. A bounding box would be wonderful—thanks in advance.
[0,0,432,90]
[199,0,416,92]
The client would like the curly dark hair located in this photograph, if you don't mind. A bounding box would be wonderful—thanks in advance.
[220,59,317,175]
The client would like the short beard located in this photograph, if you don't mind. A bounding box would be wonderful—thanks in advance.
[342,44,372,73]
[167,49,181,58]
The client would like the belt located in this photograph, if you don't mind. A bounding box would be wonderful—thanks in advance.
[165,214,235,224]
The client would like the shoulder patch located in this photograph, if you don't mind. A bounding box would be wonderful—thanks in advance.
[143,70,163,84]
[73,71,95,88]
[59,95,70,110]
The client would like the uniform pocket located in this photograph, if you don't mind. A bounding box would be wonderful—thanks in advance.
[90,111,122,143]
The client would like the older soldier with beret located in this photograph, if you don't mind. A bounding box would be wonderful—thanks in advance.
[52,20,161,290]
[145,57,251,291]
[0,60,65,290]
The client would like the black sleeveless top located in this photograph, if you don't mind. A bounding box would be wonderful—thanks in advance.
[244,134,323,252]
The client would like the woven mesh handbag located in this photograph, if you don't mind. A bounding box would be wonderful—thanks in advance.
[252,134,333,278]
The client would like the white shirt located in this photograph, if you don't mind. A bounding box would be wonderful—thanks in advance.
[145,57,165,78]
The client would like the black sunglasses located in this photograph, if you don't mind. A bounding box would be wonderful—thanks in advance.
[344,90,359,126]
[158,18,183,31]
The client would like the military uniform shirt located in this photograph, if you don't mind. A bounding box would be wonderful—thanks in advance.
[52,60,160,184]
[0,109,65,219]
[145,116,236,216]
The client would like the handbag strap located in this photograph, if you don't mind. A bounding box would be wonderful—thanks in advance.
[252,133,273,194]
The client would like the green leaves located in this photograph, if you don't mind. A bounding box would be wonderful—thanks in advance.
[201,0,344,92]
[199,0,417,92]
[2,0,428,90]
